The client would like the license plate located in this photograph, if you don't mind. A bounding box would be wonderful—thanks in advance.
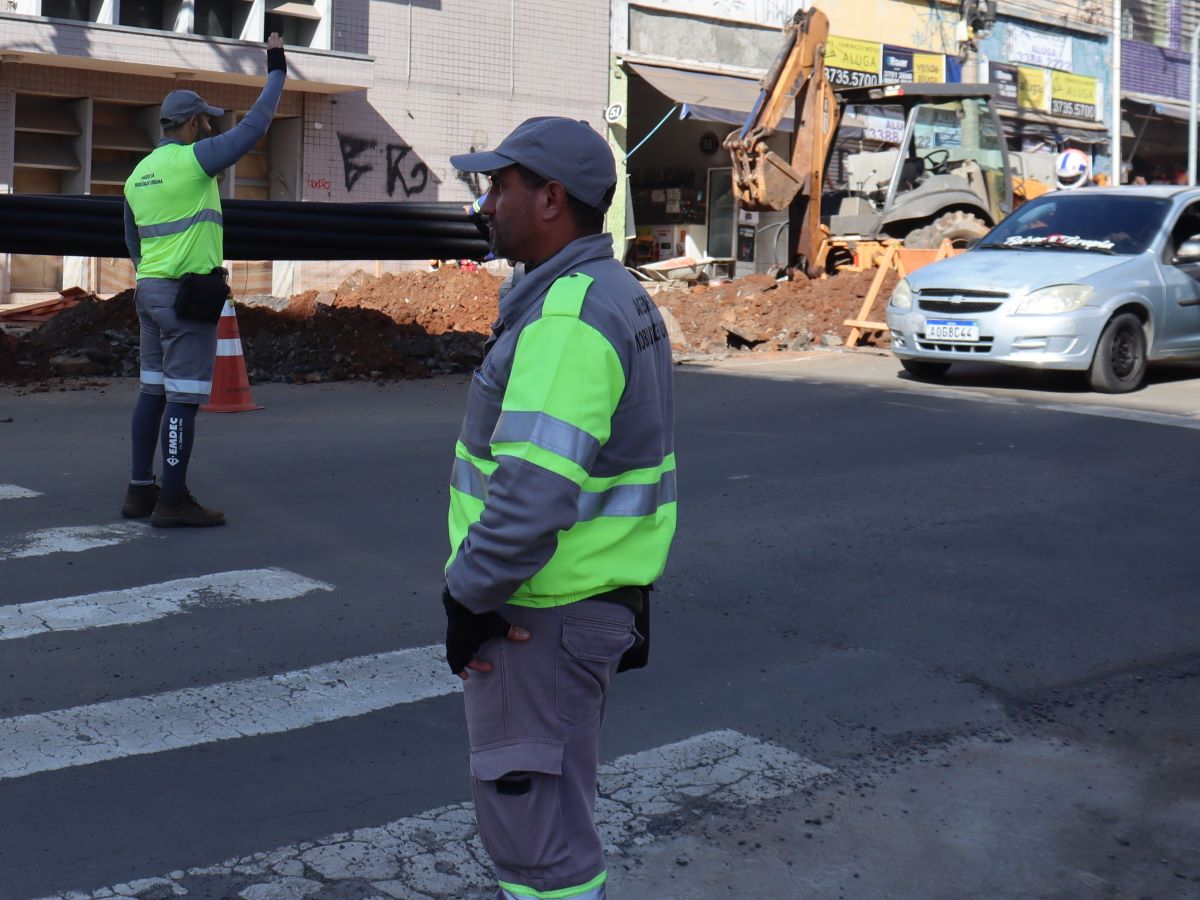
[925,319,979,342]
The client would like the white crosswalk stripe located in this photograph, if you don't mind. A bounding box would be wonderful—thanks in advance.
[0,644,457,781]
[0,523,156,560]
[2,510,817,899]
[0,483,42,500]
[0,568,333,641]
[62,730,833,899]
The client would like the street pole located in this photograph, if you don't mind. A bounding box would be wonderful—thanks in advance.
[1112,0,1122,183]
[1190,23,1200,186]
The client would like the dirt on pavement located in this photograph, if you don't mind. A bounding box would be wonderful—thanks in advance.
[0,265,896,387]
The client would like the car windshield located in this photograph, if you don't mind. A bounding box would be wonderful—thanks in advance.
[979,194,1171,255]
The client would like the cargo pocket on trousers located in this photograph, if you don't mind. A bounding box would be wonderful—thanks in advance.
[556,617,636,726]
[470,739,571,872]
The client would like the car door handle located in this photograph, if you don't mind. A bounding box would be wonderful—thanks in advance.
[1179,297,1200,307]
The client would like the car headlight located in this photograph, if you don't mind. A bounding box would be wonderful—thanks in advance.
[889,278,913,311]
[1016,284,1094,315]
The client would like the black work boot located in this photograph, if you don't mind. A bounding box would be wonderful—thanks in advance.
[121,481,160,519]
[150,492,226,528]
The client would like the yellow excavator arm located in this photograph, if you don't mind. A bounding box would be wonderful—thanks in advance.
[724,7,840,274]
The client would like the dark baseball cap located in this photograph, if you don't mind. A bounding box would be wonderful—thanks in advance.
[450,117,617,210]
[160,90,224,127]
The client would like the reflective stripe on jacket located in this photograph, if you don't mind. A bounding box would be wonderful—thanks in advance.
[446,233,677,611]
[124,143,222,280]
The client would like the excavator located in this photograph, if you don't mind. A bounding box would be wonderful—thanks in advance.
[726,7,1025,277]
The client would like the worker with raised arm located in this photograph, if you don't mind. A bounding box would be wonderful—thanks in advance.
[121,34,286,527]
[444,116,678,900]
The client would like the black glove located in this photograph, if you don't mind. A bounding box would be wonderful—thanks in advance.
[443,587,511,675]
[267,46,287,75]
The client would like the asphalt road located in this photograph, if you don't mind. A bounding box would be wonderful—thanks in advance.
[1,351,1197,899]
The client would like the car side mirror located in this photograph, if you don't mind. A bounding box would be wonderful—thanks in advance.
[1175,238,1200,263]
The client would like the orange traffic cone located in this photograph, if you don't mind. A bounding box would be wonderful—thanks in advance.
[202,300,263,413]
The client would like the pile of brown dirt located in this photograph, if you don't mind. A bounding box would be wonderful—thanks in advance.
[0,264,895,386]
[655,270,896,355]
[329,267,501,335]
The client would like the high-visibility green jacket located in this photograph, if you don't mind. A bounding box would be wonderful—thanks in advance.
[446,233,677,611]
[124,143,222,280]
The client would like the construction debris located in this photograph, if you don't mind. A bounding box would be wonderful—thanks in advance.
[0,266,895,387]
[0,287,89,325]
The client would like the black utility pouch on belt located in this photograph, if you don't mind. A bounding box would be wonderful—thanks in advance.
[175,267,230,324]
[616,586,651,673]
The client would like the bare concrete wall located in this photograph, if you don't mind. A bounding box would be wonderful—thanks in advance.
[627,6,779,72]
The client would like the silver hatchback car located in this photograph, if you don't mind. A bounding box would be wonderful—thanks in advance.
[887,186,1200,392]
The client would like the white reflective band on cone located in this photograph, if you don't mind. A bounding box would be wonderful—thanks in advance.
[216,339,244,356]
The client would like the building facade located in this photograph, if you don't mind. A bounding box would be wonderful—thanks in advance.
[976,2,1112,186]
[1120,0,1200,182]
[0,0,611,302]
[608,0,968,274]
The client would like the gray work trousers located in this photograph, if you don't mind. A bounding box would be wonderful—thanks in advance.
[135,277,218,405]
[464,597,636,899]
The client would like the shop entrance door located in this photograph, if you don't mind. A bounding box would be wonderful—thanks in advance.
[706,167,735,259]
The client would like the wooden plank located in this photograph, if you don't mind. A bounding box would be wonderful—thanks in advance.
[844,244,896,348]
[813,239,832,273]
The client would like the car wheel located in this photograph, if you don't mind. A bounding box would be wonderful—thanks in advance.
[903,211,990,250]
[900,359,952,380]
[1087,312,1147,393]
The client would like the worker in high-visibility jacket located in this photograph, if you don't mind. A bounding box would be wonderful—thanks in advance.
[444,117,677,900]
[120,34,285,528]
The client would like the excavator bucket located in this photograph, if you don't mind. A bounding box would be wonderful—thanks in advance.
[725,8,830,213]
[730,146,806,211]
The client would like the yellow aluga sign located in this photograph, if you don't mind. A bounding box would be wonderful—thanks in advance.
[826,35,882,74]
[1050,70,1097,115]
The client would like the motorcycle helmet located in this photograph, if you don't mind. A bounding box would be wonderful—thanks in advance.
[1055,148,1091,190]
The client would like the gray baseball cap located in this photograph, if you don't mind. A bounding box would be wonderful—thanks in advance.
[159,89,224,127]
[450,117,617,210]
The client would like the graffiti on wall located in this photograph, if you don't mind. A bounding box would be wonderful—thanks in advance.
[336,132,432,197]
[454,147,484,199]
[338,133,377,192]
[386,142,429,197]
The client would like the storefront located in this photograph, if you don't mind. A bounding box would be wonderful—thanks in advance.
[977,20,1111,186]
[1119,40,1195,183]
[618,33,960,275]
[620,62,787,274]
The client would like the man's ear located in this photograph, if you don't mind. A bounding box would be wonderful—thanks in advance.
[541,181,570,222]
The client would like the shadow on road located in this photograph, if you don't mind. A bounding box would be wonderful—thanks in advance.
[898,359,1200,394]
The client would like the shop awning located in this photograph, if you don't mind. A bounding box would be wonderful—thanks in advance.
[997,108,1109,145]
[626,62,793,132]
[1124,93,1192,122]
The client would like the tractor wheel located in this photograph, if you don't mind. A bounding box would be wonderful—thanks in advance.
[903,211,990,250]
